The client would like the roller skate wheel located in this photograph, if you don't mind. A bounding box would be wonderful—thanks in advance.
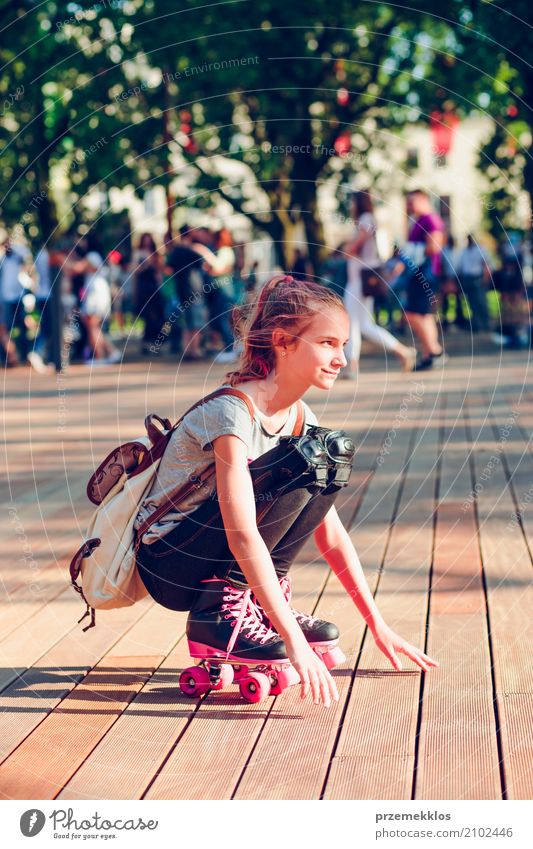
[209,663,234,690]
[319,646,346,670]
[269,666,300,695]
[179,665,211,697]
[232,665,249,682]
[239,672,271,703]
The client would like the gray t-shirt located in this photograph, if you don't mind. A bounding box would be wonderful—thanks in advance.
[135,386,319,543]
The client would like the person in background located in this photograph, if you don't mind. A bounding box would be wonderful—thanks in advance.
[0,271,18,367]
[439,234,461,331]
[28,242,54,373]
[193,228,238,364]
[401,189,447,371]
[493,247,529,349]
[107,249,127,335]
[342,190,417,377]
[456,234,491,333]
[68,234,90,362]
[380,244,406,331]
[232,241,246,305]
[132,233,165,356]
[0,238,31,366]
[66,237,120,364]
[165,226,206,360]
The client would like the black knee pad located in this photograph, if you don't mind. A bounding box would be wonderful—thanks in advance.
[323,429,356,490]
[275,426,355,492]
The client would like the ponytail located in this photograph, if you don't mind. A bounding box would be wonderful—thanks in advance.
[224,273,346,386]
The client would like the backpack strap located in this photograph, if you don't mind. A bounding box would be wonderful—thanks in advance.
[144,413,172,445]
[292,399,305,436]
[170,387,255,433]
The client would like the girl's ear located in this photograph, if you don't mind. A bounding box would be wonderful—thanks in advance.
[271,328,297,353]
[271,328,288,351]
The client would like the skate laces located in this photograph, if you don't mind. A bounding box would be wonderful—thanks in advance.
[279,576,318,626]
[222,585,277,657]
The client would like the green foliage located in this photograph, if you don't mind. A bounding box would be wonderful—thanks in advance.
[409,1,533,236]
[1,0,531,258]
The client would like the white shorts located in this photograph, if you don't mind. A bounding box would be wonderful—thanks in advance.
[81,278,111,319]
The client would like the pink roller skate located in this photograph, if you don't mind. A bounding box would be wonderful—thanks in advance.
[254,575,345,670]
[180,578,300,703]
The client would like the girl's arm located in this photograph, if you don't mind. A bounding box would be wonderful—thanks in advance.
[314,505,439,672]
[344,228,372,258]
[213,433,339,707]
[193,243,234,275]
[65,258,90,276]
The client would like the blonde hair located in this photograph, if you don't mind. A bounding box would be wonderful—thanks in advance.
[225,274,346,386]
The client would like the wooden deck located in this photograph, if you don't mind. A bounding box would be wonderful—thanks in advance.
[1,341,532,800]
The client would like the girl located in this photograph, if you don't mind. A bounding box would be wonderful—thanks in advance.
[67,240,120,364]
[343,191,416,377]
[134,275,437,707]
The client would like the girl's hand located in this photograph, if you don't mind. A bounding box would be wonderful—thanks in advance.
[286,635,339,708]
[370,621,439,672]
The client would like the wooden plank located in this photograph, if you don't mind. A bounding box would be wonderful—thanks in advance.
[417,615,502,800]
[498,693,533,800]
[0,655,160,799]
[325,401,439,799]
[0,599,153,764]
[0,588,89,692]
[57,623,198,800]
[415,403,501,799]
[471,398,533,686]
[467,393,533,800]
[0,601,179,799]
[0,554,78,643]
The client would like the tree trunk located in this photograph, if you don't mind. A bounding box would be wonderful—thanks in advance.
[302,192,326,274]
[264,213,290,270]
[288,145,327,273]
[33,162,58,243]
[520,75,533,237]
[33,91,59,243]
[522,137,533,238]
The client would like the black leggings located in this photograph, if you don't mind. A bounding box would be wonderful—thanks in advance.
[136,440,345,612]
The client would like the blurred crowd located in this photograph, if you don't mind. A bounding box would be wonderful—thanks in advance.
[319,190,533,373]
[1,198,532,374]
[0,225,258,371]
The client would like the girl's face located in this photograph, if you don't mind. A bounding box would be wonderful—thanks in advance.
[280,307,349,390]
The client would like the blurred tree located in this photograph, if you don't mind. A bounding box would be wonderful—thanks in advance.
[132,0,459,266]
[0,0,159,244]
[3,0,530,261]
[0,0,455,261]
[404,1,533,238]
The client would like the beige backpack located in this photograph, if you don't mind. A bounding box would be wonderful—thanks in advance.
[70,388,304,630]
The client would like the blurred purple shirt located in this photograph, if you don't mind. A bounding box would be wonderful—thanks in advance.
[408,212,445,275]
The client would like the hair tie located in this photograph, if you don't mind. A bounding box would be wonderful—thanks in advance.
[256,273,293,311]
